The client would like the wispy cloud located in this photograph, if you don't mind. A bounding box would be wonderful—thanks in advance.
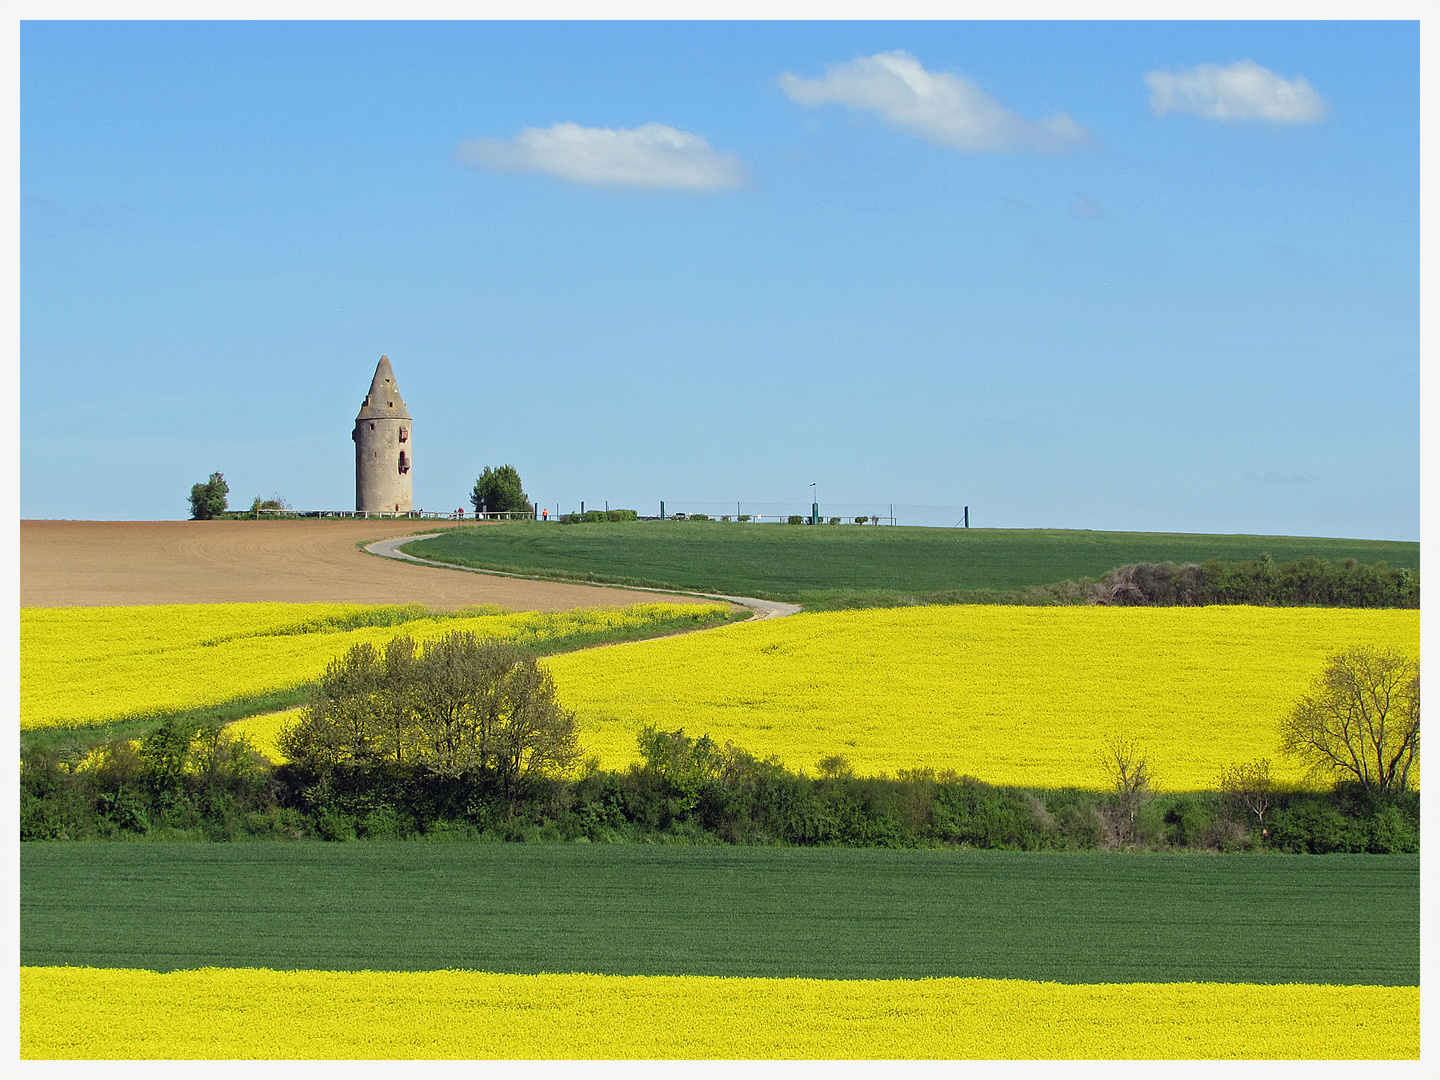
[778,50,1091,154]
[455,122,746,191]
[1144,61,1328,124]
[1245,471,1318,484]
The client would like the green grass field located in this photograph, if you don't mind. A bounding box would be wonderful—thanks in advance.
[21,844,1417,985]
[403,522,1418,601]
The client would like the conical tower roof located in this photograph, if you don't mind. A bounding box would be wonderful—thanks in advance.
[356,355,411,420]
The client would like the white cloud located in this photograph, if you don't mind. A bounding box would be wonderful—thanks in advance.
[778,50,1091,154]
[455,122,746,191]
[1144,60,1328,124]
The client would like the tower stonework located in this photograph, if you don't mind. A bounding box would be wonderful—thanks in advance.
[353,355,413,514]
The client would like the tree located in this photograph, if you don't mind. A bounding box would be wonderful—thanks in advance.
[188,472,229,520]
[281,631,580,803]
[470,465,530,515]
[1104,737,1155,845]
[1280,647,1419,797]
[1220,758,1274,832]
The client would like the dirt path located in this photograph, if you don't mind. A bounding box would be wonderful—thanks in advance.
[369,535,802,620]
[20,520,726,611]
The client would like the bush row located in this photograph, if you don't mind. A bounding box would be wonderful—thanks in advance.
[20,721,1417,852]
[1080,557,1418,609]
[560,509,638,524]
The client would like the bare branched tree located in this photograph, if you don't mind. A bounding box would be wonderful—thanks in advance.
[1279,647,1419,797]
[1220,758,1274,833]
[1105,737,1155,845]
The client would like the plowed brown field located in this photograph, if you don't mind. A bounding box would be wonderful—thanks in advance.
[21,520,716,611]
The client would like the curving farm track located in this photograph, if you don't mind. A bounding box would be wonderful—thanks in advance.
[20,520,726,611]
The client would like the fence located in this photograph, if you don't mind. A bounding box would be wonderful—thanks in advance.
[239,503,973,527]
[659,512,897,525]
[245,508,536,521]
[646,502,972,528]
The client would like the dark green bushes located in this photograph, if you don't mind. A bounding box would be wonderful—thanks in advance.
[561,509,638,523]
[24,722,1416,851]
[797,556,1415,612]
[21,718,280,841]
[1266,785,1419,854]
[1090,556,1417,608]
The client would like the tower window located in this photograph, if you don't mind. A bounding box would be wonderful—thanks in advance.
[398,451,410,474]
[399,428,408,442]
[369,423,375,430]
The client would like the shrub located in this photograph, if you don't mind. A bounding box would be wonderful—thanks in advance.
[737,515,751,522]
[1162,794,1223,849]
[787,515,805,525]
[854,516,868,525]
[828,517,841,525]
[248,495,289,515]
[688,514,711,522]
[1366,804,1418,854]
[1267,797,1364,853]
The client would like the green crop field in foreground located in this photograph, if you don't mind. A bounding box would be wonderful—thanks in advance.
[21,844,1417,985]
[403,522,1418,600]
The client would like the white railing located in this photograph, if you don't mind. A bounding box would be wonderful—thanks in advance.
[245,508,537,521]
[656,513,896,525]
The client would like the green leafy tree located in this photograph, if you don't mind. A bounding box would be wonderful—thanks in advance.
[281,631,580,805]
[470,465,530,514]
[188,472,229,520]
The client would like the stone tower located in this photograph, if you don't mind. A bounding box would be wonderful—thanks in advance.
[353,355,413,514]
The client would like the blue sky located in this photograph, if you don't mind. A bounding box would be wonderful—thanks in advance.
[20,20,1419,537]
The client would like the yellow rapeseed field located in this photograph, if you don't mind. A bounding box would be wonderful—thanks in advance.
[19,967,1417,1059]
[21,602,729,730]
[226,710,299,763]
[546,605,1419,790]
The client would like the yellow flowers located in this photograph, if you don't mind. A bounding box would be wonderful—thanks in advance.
[225,711,298,763]
[21,602,729,730]
[546,605,1420,789]
[19,967,1418,1059]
